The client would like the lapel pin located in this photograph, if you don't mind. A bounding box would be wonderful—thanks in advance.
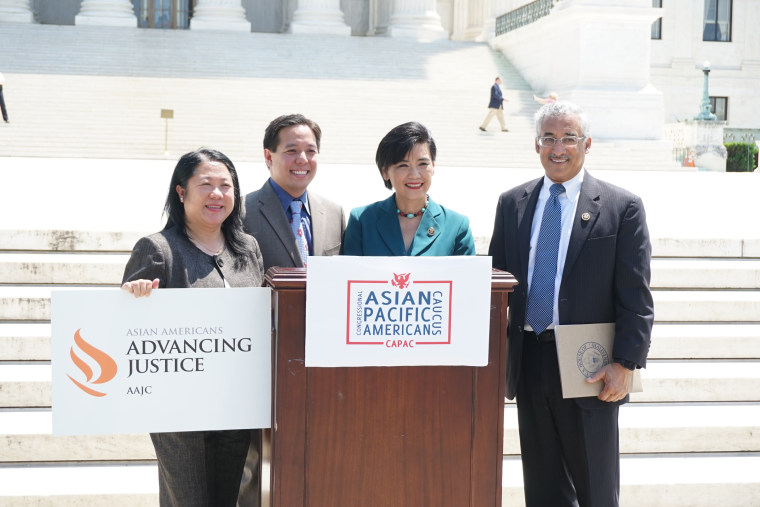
[427,227,436,236]
[581,212,591,221]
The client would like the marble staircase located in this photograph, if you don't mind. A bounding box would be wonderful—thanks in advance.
[0,23,680,171]
[1,229,758,506]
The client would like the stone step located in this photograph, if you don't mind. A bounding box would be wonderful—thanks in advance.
[0,410,154,462]
[0,229,143,252]
[649,323,760,359]
[0,463,159,504]
[0,323,50,361]
[2,322,757,361]
[633,360,760,402]
[502,402,760,455]
[0,229,750,257]
[0,286,98,321]
[0,23,682,171]
[4,252,758,287]
[652,290,760,323]
[0,253,128,285]
[1,85,679,160]
[2,455,756,506]
[4,229,760,258]
[502,454,760,507]
[651,238,760,259]
[4,286,759,322]
[651,258,760,289]
[2,402,757,464]
[3,360,757,408]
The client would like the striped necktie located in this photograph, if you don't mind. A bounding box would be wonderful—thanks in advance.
[289,199,309,266]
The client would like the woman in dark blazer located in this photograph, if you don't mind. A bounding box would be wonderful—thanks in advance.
[122,148,265,507]
[342,122,475,256]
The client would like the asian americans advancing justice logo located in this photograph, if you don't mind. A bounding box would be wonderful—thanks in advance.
[67,328,118,397]
[348,271,452,348]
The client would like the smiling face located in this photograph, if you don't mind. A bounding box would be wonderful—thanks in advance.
[535,113,592,183]
[381,143,434,210]
[176,160,234,234]
[265,124,318,198]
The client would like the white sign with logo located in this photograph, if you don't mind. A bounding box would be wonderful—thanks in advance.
[51,287,271,436]
[305,256,492,367]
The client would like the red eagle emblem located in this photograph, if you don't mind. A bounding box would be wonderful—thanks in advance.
[391,272,411,289]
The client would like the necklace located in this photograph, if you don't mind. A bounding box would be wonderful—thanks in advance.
[188,232,225,256]
[396,195,429,219]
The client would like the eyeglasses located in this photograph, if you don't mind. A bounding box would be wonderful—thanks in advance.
[537,136,585,147]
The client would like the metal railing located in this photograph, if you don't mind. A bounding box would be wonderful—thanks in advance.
[495,0,559,37]
[724,129,759,172]
[724,129,759,145]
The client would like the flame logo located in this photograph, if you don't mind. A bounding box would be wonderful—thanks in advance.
[67,328,118,397]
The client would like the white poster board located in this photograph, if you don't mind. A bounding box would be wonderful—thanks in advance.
[305,256,492,367]
[51,287,272,435]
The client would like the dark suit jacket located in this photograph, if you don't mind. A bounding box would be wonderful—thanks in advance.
[121,225,265,289]
[342,194,475,256]
[488,171,654,402]
[242,180,345,270]
[488,83,503,109]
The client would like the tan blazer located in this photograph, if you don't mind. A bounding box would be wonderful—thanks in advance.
[242,180,345,271]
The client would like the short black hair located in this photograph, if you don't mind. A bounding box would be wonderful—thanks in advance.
[263,114,322,152]
[375,122,437,190]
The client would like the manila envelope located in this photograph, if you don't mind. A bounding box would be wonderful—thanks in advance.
[554,323,643,399]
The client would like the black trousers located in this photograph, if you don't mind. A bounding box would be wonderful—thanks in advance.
[516,334,620,507]
[151,429,251,507]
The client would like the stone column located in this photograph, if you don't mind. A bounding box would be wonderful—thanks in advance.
[0,0,34,23]
[289,0,350,35]
[367,0,391,35]
[191,0,250,31]
[450,0,467,41]
[388,0,447,41]
[75,0,137,27]
[481,0,510,41]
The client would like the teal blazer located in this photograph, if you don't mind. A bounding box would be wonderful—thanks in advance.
[342,194,475,256]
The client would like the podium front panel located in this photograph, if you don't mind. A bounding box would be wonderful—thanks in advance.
[266,268,516,507]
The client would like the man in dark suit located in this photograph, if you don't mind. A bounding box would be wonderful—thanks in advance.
[488,101,653,506]
[237,114,344,506]
[479,76,508,132]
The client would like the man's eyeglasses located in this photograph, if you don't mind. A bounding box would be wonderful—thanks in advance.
[537,136,585,147]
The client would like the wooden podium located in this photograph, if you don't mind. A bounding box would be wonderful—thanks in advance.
[265,267,516,507]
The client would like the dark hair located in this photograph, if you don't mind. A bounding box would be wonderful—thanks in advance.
[163,148,254,269]
[375,122,437,190]
[263,114,322,152]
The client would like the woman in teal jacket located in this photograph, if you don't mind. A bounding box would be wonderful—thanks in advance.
[343,122,475,256]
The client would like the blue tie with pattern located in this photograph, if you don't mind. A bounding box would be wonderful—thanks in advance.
[526,183,566,335]
[289,199,309,266]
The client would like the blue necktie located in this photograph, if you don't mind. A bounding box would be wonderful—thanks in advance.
[526,183,566,335]
[289,199,309,266]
